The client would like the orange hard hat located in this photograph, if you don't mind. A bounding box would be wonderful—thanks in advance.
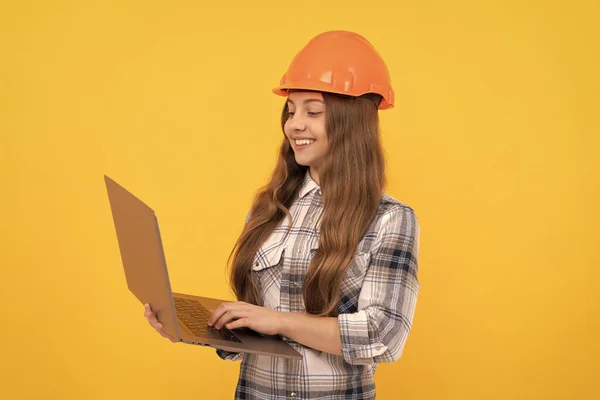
[272,30,394,110]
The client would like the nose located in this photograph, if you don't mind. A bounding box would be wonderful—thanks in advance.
[286,113,306,132]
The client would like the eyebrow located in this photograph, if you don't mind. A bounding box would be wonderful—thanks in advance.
[287,99,325,106]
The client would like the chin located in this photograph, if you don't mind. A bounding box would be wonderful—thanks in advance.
[294,157,312,167]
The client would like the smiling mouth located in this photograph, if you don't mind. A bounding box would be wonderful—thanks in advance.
[295,139,315,147]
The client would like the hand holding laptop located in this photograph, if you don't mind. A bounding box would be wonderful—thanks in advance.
[144,303,176,342]
[105,175,302,359]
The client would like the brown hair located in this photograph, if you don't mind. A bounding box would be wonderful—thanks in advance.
[227,92,386,317]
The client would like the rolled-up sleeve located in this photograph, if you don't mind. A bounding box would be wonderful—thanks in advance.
[337,205,420,365]
[215,349,244,361]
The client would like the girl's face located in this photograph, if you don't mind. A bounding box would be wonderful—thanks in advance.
[284,91,329,175]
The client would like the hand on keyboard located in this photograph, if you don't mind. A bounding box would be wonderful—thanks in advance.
[208,301,283,336]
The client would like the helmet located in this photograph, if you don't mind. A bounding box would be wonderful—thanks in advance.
[272,30,395,110]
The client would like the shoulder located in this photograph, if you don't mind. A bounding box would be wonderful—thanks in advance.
[372,193,419,236]
[379,193,417,220]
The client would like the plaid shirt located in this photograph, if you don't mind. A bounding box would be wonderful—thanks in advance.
[217,171,420,399]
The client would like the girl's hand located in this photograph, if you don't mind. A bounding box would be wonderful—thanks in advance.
[143,303,177,342]
[208,301,283,336]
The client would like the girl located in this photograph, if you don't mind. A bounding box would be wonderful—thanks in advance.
[145,30,420,399]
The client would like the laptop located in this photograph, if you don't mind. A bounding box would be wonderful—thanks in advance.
[104,175,302,360]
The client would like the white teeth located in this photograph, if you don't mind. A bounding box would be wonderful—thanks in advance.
[295,139,315,146]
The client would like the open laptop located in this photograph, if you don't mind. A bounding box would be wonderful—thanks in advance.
[104,175,302,360]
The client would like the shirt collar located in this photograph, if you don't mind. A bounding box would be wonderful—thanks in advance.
[298,170,320,198]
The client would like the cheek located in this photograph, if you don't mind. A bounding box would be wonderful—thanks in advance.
[283,123,292,140]
[310,119,327,141]
[317,121,328,142]
[317,140,329,155]
[316,130,328,148]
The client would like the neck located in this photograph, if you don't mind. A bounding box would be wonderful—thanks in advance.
[309,167,320,185]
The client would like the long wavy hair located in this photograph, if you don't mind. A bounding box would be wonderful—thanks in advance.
[227,92,386,317]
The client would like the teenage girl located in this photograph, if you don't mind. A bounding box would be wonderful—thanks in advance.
[144,30,420,400]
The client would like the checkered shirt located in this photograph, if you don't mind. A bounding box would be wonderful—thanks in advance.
[217,171,420,399]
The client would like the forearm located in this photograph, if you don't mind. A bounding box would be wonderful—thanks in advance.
[278,312,342,356]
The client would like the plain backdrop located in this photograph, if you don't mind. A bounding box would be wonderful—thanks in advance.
[1,0,598,399]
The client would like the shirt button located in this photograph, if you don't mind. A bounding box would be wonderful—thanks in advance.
[290,393,297,398]
[297,249,301,254]
[255,262,259,267]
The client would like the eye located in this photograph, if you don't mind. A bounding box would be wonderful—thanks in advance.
[288,111,295,117]
[308,111,323,117]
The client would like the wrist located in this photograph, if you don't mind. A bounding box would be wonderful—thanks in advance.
[277,311,296,337]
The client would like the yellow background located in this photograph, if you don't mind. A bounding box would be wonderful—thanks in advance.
[1,0,598,399]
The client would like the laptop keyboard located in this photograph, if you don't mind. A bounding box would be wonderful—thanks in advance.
[173,297,242,343]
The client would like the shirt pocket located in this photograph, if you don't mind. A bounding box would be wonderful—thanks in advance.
[309,246,371,280]
[252,242,286,310]
[307,238,371,314]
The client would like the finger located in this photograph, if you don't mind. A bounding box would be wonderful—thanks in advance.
[144,304,159,323]
[155,323,171,338]
[145,311,155,323]
[226,318,248,330]
[213,308,233,329]
[155,323,177,341]
[215,309,242,329]
[156,322,166,333]
[157,328,170,338]
[215,308,247,330]
[144,305,175,342]
[146,310,163,330]
[146,311,159,327]
[213,302,251,325]
[208,302,235,326]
